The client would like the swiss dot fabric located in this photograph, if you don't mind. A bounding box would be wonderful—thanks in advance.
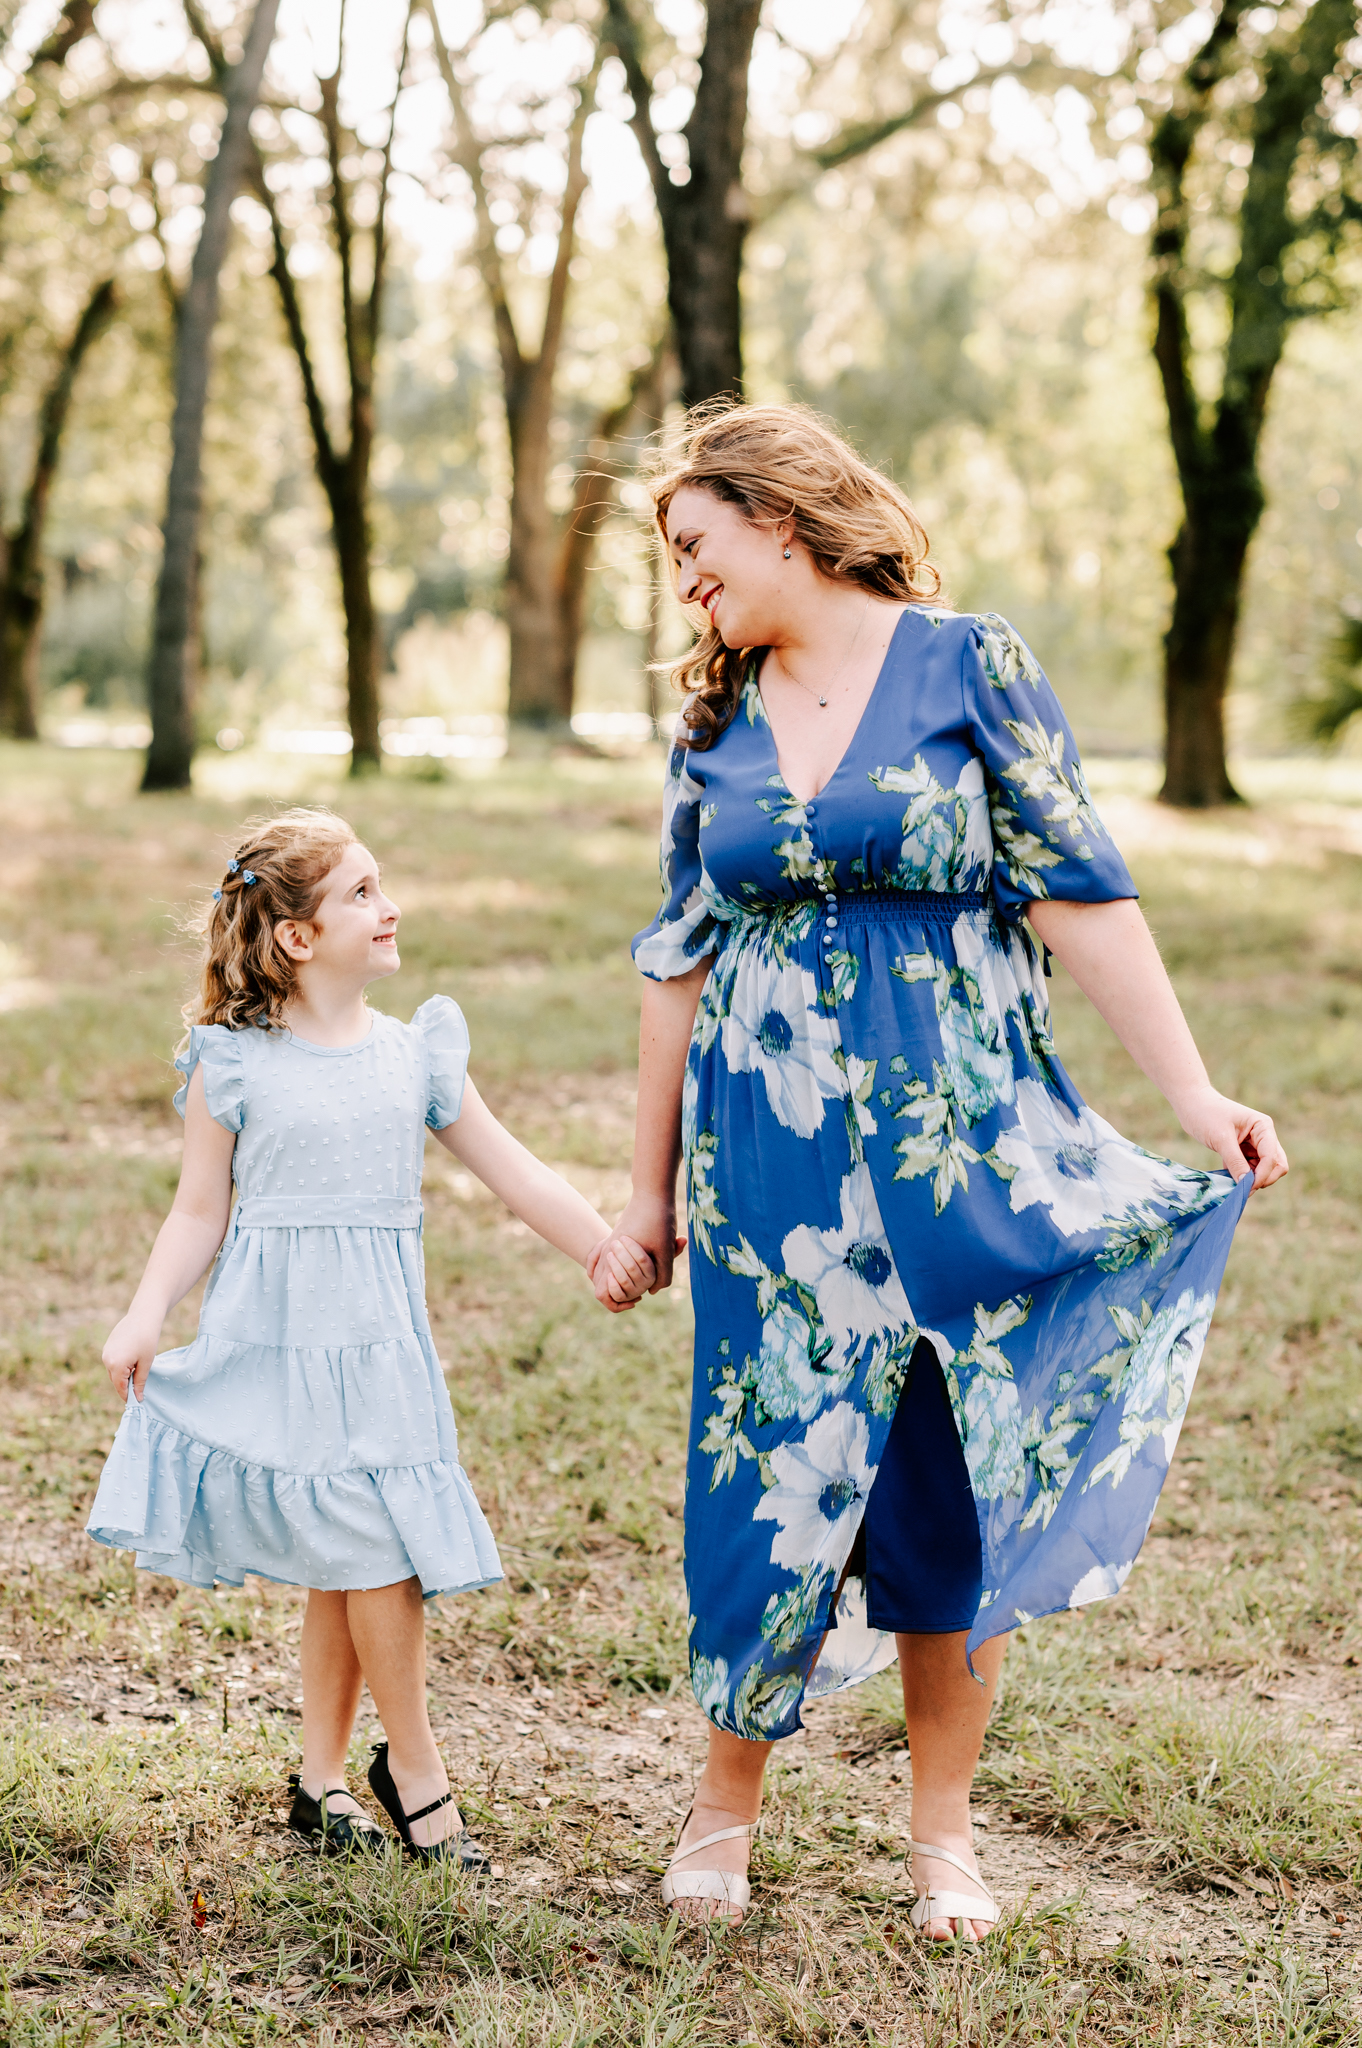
[86,996,502,1599]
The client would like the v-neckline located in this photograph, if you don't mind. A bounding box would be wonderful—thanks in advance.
[759,608,910,806]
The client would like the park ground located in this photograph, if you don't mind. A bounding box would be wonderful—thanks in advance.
[0,739,1360,2046]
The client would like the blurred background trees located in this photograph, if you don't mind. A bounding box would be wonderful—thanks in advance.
[1,0,1359,791]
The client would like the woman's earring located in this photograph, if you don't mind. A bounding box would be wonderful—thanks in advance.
[783,546,792,559]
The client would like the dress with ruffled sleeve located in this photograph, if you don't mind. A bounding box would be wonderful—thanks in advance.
[632,610,1249,1740]
[86,996,502,1599]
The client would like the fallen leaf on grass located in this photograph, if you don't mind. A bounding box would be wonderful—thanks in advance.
[190,1889,207,1929]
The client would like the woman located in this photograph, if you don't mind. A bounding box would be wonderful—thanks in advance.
[590,404,1287,1937]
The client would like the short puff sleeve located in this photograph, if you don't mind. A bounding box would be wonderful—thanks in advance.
[415,995,471,1130]
[962,613,1138,924]
[173,1025,246,1132]
[631,736,721,983]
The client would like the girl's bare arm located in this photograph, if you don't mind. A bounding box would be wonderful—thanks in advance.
[1026,897,1287,1188]
[433,1079,654,1299]
[102,1065,237,1400]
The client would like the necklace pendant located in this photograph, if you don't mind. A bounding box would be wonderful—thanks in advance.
[818,694,827,707]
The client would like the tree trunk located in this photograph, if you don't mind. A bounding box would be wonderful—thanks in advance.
[141,0,280,792]
[606,0,761,409]
[505,370,566,725]
[332,469,381,770]
[663,0,761,407]
[1160,498,1258,806]
[1149,0,1356,808]
[0,276,117,739]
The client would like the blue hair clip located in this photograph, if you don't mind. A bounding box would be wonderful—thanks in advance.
[227,858,240,873]
[242,870,257,885]
[212,888,223,902]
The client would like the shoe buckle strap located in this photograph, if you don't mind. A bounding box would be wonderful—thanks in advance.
[402,1788,458,1827]
[909,1839,995,1906]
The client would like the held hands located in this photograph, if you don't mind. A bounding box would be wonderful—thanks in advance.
[1175,1087,1289,1189]
[587,1193,686,1314]
[102,1312,162,1403]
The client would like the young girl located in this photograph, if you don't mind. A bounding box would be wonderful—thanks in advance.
[88,807,654,1860]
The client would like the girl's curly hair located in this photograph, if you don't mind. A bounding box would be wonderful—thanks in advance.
[182,807,357,1036]
[648,401,941,749]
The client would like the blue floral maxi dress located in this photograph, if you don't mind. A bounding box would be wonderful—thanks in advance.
[632,610,1251,1743]
[86,998,503,1600]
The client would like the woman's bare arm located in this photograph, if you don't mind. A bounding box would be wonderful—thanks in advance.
[589,958,711,1306]
[102,1065,237,1400]
[1026,897,1287,1188]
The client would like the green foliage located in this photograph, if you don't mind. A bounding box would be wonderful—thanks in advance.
[1291,607,1362,745]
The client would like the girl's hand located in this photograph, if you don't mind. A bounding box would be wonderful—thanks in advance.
[589,1194,686,1312]
[587,1234,658,1311]
[102,1313,162,1403]
[1174,1087,1289,1190]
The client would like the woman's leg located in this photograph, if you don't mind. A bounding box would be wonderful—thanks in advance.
[898,1630,1006,1938]
[299,1588,366,1815]
[668,1725,772,1923]
[344,1576,461,1848]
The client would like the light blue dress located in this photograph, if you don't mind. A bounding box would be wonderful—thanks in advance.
[86,997,503,1600]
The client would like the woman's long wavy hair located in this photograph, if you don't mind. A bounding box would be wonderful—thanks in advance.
[181,807,357,1037]
[648,402,942,749]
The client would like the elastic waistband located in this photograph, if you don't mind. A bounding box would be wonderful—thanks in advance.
[233,1195,424,1230]
[829,888,993,924]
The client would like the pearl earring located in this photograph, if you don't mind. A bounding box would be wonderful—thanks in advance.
[783,546,791,559]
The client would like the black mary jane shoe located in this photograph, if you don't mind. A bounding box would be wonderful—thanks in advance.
[286,1774,388,1857]
[367,1741,491,1869]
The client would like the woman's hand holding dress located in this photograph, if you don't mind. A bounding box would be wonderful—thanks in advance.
[1027,896,1288,1190]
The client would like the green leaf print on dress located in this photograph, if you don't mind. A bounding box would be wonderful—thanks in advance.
[869,755,993,891]
[1001,718,1104,855]
[974,612,1047,694]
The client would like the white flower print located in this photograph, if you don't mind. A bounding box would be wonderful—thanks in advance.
[782,1165,914,1356]
[690,1653,732,1720]
[1068,1561,1133,1608]
[957,756,993,887]
[721,951,846,1139]
[633,883,714,982]
[754,1300,851,1423]
[995,1080,1206,1239]
[753,1402,877,1573]
[1084,1288,1213,1491]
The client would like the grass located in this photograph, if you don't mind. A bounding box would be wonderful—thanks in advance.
[0,739,1360,2043]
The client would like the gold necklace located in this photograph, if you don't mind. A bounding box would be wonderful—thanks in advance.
[772,596,871,708]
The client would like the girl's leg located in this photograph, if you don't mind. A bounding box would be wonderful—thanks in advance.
[300,1588,366,1815]
[898,1630,1006,1939]
[667,1725,771,1922]
[344,1576,459,1848]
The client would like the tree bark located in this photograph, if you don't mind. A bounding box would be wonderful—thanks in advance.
[0,277,117,738]
[605,0,761,408]
[252,11,408,773]
[504,364,562,724]
[141,0,280,792]
[1150,0,1357,806]
[424,1,596,728]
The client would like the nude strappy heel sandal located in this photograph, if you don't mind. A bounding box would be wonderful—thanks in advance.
[660,1807,756,1921]
[908,1839,999,1939]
